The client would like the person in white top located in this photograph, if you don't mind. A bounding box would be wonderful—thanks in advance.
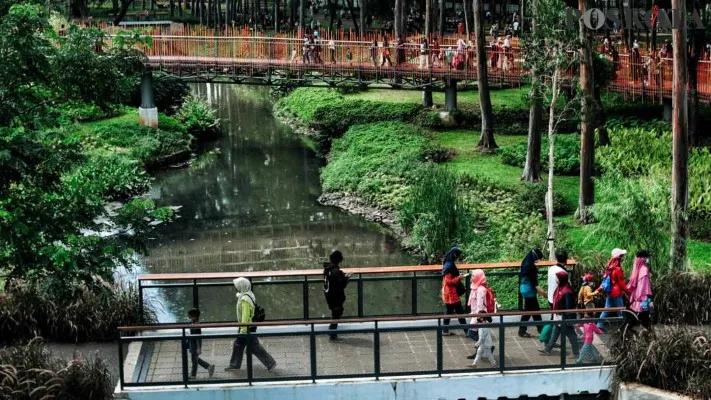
[547,251,569,307]
[470,312,496,368]
[633,39,639,50]
[503,35,511,49]
[512,20,519,36]
[328,39,336,63]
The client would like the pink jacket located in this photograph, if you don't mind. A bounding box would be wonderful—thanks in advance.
[580,322,604,344]
[628,259,652,313]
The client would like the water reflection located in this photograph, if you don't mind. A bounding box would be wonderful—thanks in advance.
[142,84,417,322]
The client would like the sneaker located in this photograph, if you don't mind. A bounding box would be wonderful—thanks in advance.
[491,346,495,354]
[518,332,533,338]
[189,375,196,380]
[208,364,215,378]
[469,363,478,368]
[224,366,239,372]
[538,348,552,356]
[267,362,277,372]
[466,354,476,360]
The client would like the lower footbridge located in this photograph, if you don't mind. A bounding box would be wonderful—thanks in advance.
[116,261,624,399]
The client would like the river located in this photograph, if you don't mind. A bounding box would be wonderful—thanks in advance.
[141,83,417,323]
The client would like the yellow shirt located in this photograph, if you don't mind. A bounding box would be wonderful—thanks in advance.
[578,285,595,306]
[237,298,255,334]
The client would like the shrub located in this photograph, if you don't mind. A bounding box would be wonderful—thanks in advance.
[611,327,711,399]
[0,279,157,344]
[499,133,581,175]
[513,182,572,217]
[321,122,435,208]
[653,272,711,325]
[0,339,113,399]
[398,166,475,261]
[175,94,221,140]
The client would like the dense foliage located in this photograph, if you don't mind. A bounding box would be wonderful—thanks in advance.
[175,94,221,139]
[0,339,113,399]
[500,133,581,175]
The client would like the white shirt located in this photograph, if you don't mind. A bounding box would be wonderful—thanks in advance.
[547,265,565,304]
[328,40,335,50]
[513,21,519,31]
[503,37,511,48]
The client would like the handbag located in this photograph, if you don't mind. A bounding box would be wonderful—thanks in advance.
[539,324,553,343]
[456,280,466,297]
[520,277,536,299]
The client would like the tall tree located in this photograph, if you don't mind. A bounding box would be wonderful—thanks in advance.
[670,0,689,270]
[576,0,595,224]
[522,0,541,182]
[394,0,402,36]
[474,0,496,150]
[438,0,444,37]
[425,0,430,38]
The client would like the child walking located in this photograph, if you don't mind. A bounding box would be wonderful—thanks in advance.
[187,308,215,379]
[576,313,604,364]
[577,273,597,309]
[469,313,496,368]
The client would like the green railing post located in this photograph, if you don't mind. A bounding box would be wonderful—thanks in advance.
[246,331,254,385]
[560,319,567,369]
[411,272,418,315]
[499,315,505,372]
[181,329,189,388]
[436,318,443,377]
[310,324,317,383]
[192,279,199,311]
[303,275,310,320]
[357,274,364,317]
[374,321,381,380]
[117,334,125,389]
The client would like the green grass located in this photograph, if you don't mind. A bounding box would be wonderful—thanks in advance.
[436,130,579,208]
[346,86,530,109]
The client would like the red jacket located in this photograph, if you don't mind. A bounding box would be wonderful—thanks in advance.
[598,265,631,298]
[442,274,463,305]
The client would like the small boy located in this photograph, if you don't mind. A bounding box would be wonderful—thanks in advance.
[469,312,496,368]
[187,308,215,379]
[577,273,597,309]
[576,312,604,364]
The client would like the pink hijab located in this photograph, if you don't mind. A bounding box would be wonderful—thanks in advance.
[468,269,488,312]
[629,256,652,312]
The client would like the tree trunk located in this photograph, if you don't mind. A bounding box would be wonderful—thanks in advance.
[463,0,470,36]
[576,0,595,224]
[299,0,304,28]
[71,0,89,19]
[394,0,402,36]
[474,0,497,150]
[425,0,431,38]
[546,69,560,260]
[359,0,365,37]
[670,0,689,271]
[275,0,279,31]
[439,0,444,37]
[522,0,540,182]
[113,0,133,25]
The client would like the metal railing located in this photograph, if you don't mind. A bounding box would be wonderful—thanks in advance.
[117,307,624,389]
[138,260,578,323]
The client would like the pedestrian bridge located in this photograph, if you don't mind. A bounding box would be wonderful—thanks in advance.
[116,261,625,399]
[126,35,711,103]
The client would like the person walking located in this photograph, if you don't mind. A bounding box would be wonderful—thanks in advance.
[469,312,496,368]
[547,251,568,312]
[442,246,469,336]
[328,38,336,63]
[595,248,631,330]
[518,249,547,338]
[575,312,604,364]
[577,273,597,309]
[381,37,392,67]
[187,308,215,379]
[628,249,653,329]
[226,278,277,372]
[419,38,429,69]
[371,39,379,67]
[466,269,497,356]
[540,270,579,357]
[323,250,351,340]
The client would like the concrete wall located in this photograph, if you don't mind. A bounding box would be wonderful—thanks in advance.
[117,367,613,400]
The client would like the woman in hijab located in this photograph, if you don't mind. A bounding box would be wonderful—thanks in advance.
[540,270,579,356]
[628,249,653,329]
[518,248,547,338]
[441,246,469,336]
[226,277,277,372]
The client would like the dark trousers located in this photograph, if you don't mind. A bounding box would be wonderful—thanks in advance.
[330,48,336,63]
[519,297,543,335]
[443,302,467,334]
[228,336,276,370]
[545,323,580,355]
[329,306,344,340]
[189,351,210,377]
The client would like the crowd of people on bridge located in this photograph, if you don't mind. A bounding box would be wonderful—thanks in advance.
[183,245,653,377]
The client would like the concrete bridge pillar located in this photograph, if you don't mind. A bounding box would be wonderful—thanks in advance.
[445,80,458,111]
[422,88,433,108]
[139,70,158,128]
[663,99,672,122]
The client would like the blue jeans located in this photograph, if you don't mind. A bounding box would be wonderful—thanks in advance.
[597,296,624,329]
[576,343,601,364]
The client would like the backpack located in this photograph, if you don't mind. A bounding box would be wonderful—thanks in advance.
[600,274,613,294]
[244,293,265,332]
[485,287,497,313]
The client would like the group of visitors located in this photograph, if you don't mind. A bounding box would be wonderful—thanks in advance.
[183,244,654,377]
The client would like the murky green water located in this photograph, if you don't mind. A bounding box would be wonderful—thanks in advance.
[140,84,418,323]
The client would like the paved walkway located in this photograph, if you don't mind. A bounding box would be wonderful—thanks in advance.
[127,321,611,384]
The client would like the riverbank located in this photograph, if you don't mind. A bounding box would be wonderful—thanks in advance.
[273,86,711,276]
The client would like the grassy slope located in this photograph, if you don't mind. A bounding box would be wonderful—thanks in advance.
[343,87,711,272]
